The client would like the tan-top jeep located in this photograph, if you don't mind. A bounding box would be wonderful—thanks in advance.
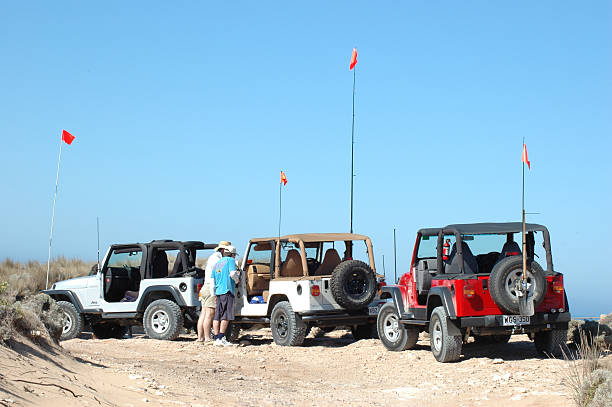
[231,233,386,346]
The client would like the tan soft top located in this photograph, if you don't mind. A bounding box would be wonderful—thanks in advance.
[250,233,370,243]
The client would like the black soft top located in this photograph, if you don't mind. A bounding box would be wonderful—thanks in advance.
[419,222,548,237]
[111,240,217,251]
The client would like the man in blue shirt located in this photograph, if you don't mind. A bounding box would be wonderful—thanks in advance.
[212,245,240,346]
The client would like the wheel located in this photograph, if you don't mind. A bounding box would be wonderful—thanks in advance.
[489,257,547,315]
[57,301,83,341]
[270,301,307,346]
[330,260,377,310]
[226,321,241,342]
[534,329,568,357]
[92,323,128,339]
[429,306,462,363]
[473,334,511,345]
[377,302,419,351]
[143,299,184,340]
[351,323,379,340]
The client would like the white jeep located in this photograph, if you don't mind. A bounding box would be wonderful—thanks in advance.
[231,233,386,346]
[44,240,216,341]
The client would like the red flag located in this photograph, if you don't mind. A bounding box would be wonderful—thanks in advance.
[61,130,75,145]
[349,48,357,70]
[280,171,287,186]
[522,143,530,169]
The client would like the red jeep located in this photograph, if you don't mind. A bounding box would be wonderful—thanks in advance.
[377,222,569,362]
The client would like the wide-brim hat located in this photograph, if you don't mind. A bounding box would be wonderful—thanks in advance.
[214,240,232,251]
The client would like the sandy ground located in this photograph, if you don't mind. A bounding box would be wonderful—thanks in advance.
[0,327,579,407]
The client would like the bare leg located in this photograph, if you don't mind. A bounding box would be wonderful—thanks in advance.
[219,319,229,335]
[196,309,205,341]
[204,307,215,341]
[212,320,220,337]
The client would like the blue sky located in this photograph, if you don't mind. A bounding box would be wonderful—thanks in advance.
[0,2,610,316]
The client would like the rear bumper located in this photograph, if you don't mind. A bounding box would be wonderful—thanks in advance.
[460,312,571,332]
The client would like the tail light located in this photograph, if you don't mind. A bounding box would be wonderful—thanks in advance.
[195,283,203,294]
[463,287,476,298]
[552,282,564,294]
[311,285,320,297]
[378,281,386,296]
[506,251,520,256]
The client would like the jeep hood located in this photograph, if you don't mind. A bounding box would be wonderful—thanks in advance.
[53,275,96,290]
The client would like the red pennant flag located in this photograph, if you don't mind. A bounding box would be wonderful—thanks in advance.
[349,48,357,70]
[522,143,530,169]
[61,130,75,145]
[280,171,287,186]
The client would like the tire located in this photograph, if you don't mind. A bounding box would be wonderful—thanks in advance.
[143,299,184,341]
[270,301,307,346]
[489,257,547,315]
[57,301,83,341]
[92,323,128,339]
[429,306,462,363]
[377,303,419,351]
[534,329,568,357]
[226,321,241,342]
[473,334,511,345]
[330,260,377,310]
[351,323,379,340]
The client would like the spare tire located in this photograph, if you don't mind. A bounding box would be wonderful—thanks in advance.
[489,256,547,315]
[330,260,377,310]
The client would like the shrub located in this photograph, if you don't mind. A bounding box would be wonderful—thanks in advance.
[578,369,612,407]
[563,330,612,407]
[0,281,65,345]
[569,316,612,350]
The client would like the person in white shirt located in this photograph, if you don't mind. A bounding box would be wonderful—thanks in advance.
[196,240,231,343]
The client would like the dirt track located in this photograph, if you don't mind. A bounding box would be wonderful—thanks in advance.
[32,328,574,407]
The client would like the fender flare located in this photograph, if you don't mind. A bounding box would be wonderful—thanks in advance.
[427,286,461,336]
[427,286,457,319]
[136,286,186,312]
[42,289,85,313]
[380,286,406,315]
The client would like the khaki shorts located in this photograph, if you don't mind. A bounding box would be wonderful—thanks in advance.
[200,285,216,309]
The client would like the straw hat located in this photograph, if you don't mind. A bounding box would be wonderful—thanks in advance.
[214,240,232,251]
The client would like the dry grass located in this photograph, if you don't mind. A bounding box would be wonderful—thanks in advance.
[0,281,64,345]
[562,330,612,407]
[0,257,94,299]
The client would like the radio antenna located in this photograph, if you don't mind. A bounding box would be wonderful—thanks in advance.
[393,228,397,283]
[96,216,100,272]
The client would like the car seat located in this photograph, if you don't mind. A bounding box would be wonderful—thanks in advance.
[498,241,522,261]
[279,249,303,278]
[151,250,169,278]
[314,249,341,276]
[445,241,478,274]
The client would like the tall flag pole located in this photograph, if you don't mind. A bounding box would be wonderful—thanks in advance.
[349,47,357,234]
[519,139,533,315]
[279,171,287,238]
[46,130,75,289]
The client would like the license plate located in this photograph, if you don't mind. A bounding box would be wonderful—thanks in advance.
[368,306,380,315]
[502,315,530,326]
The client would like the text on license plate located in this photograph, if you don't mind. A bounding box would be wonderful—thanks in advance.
[502,315,530,326]
[368,306,379,315]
